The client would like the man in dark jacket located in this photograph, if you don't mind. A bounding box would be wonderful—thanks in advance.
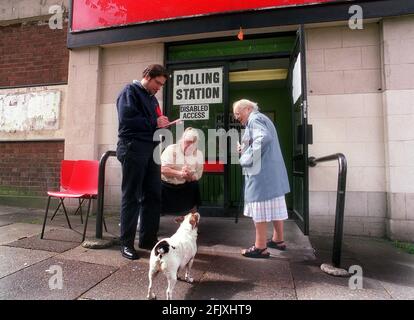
[116,64,169,260]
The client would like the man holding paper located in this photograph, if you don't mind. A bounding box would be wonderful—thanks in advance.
[116,64,170,260]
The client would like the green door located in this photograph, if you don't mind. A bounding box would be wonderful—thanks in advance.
[165,62,229,214]
[289,26,310,235]
[166,35,296,216]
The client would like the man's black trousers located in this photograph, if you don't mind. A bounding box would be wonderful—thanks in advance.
[117,139,161,248]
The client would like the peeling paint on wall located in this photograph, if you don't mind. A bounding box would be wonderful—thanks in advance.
[0,91,60,132]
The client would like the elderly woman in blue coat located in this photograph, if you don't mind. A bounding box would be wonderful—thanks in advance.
[233,99,290,258]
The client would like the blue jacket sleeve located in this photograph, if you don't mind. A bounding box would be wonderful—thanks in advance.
[117,85,151,132]
[239,117,271,167]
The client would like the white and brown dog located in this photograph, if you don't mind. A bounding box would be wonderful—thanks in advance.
[147,212,200,300]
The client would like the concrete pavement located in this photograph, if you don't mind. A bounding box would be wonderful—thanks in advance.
[0,205,413,300]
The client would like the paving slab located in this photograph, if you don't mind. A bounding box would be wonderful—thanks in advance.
[309,237,357,262]
[0,206,43,216]
[0,246,56,279]
[166,218,315,260]
[191,282,296,300]
[4,228,83,253]
[58,245,130,268]
[0,257,116,300]
[189,252,296,300]
[0,220,12,227]
[0,223,45,245]
[344,239,414,300]
[80,252,208,300]
[0,206,88,231]
[0,210,46,225]
[291,259,392,300]
[310,235,414,299]
[378,282,414,300]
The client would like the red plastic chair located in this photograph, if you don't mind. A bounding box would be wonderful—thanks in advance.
[43,160,77,233]
[61,160,76,189]
[49,160,85,223]
[41,160,103,242]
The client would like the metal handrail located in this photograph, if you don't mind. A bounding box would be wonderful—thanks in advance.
[96,150,116,239]
[308,153,347,268]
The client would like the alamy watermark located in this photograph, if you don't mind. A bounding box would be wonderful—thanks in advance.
[48,5,64,30]
[348,265,363,290]
[153,123,262,175]
[348,5,364,30]
[46,265,63,290]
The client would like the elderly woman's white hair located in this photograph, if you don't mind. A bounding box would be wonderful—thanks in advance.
[181,127,199,144]
[233,99,259,111]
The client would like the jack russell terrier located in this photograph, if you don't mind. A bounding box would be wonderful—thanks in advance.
[147,212,200,300]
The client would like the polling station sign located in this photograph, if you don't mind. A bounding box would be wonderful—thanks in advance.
[173,68,223,105]
[180,104,209,120]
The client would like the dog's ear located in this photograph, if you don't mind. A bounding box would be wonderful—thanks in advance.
[189,214,199,229]
[174,216,185,224]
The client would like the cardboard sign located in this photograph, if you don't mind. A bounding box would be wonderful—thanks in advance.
[180,104,209,120]
[173,68,223,105]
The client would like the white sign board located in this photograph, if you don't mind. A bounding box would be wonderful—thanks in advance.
[173,67,223,105]
[180,104,209,120]
[292,52,302,104]
[0,91,60,132]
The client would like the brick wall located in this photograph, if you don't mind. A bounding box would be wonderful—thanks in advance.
[0,141,64,196]
[0,21,69,87]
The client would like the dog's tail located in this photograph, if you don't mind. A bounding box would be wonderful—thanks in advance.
[154,240,174,258]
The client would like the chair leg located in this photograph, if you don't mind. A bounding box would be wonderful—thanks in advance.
[73,198,84,224]
[50,199,63,221]
[82,198,92,242]
[79,198,84,224]
[61,201,72,229]
[41,196,52,239]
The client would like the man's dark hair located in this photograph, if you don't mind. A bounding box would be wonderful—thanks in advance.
[142,64,169,79]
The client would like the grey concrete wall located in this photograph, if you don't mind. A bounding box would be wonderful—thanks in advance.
[310,191,387,237]
[381,16,414,242]
[306,23,387,238]
[65,48,101,160]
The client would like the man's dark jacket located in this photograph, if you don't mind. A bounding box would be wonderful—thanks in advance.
[116,82,159,143]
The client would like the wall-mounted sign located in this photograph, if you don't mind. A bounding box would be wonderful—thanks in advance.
[173,68,223,105]
[71,0,343,32]
[292,52,302,104]
[0,91,60,132]
[180,104,209,120]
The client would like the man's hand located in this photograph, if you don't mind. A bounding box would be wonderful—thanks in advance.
[157,116,170,128]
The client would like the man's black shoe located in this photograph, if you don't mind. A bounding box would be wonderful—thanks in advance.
[120,246,139,260]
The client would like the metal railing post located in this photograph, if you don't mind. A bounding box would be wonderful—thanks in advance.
[309,153,347,268]
[96,150,116,239]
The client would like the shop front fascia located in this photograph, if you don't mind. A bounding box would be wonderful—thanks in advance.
[68,0,414,48]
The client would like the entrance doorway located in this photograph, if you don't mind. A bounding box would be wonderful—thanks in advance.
[165,30,309,234]
[228,58,293,211]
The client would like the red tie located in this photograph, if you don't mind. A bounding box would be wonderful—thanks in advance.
[155,105,162,117]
